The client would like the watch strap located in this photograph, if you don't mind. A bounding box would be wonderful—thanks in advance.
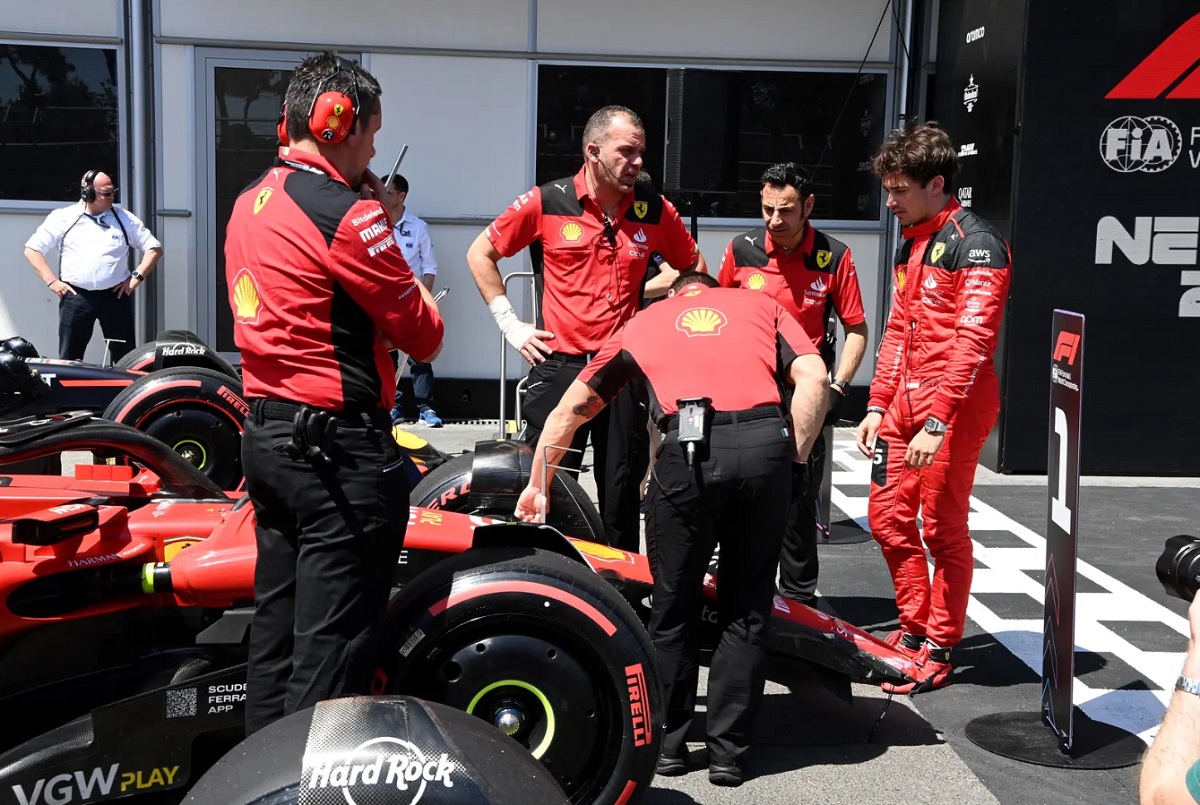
[830,379,849,394]
[1177,676,1200,697]
[130,270,142,280]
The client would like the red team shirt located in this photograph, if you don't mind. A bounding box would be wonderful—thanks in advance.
[486,168,698,355]
[578,284,817,418]
[225,148,443,411]
[717,224,865,349]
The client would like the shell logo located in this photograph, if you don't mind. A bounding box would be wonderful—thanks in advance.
[560,221,584,242]
[816,250,832,269]
[571,539,632,564]
[253,187,273,215]
[746,272,767,291]
[325,116,342,130]
[233,270,263,324]
[676,307,727,337]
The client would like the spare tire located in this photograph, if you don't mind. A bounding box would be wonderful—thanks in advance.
[380,548,662,805]
[115,330,239,380]
[184,695,568,805]
[103,366,247,490]
[412,449,606,544]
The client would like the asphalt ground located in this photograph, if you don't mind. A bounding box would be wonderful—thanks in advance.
[407,421,1197,805]
[61,420,1188,804]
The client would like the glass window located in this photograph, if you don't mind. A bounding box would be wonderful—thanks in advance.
[212,66,291,352]
[0,45,119,201]
[536,65,887,222]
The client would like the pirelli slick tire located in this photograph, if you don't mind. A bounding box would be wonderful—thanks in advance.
[412,452,607,544]
[381,548,662,805]
[102,367,247,490]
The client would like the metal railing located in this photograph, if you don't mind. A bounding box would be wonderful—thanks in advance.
[497,270,538,439]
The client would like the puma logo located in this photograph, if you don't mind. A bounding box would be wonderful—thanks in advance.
[745,236,758,246]
[554,183,569,193]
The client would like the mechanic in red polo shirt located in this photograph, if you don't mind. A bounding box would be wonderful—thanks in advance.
[226,53,443,735]
[718,162,869,605]
[514,272,826,786]
[467,105,704,551]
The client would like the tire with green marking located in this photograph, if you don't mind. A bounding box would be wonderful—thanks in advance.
[380,547,662,805]
[102,366,246,490]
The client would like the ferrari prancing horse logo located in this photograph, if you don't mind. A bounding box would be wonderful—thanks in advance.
[633,201,648,219]
[815,250,832,269]
[929,243,946,264]
[253,188,273,215]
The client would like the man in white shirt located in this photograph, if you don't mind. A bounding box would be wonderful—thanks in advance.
[385,174,442,427]
[23,170,163,361]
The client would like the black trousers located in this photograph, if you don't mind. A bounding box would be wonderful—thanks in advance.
[58,285,134,362]
[241,402,409,735]
[520,355,648,552]
[644,414,792,766]
[777,430,827,601]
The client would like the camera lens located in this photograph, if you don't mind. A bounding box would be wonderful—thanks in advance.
[1156,535,1200,602]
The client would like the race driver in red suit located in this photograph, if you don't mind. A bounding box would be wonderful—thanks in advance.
[857,122,1011,694]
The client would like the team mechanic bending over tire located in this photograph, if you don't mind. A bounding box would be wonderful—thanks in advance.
[514,272,826,787]
[857,122,1011,694]
[224,52,443,735]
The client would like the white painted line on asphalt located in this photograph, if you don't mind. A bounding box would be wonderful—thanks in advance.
[829,437,1185,744]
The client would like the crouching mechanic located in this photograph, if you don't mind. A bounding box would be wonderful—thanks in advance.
[225,52,444,735]
[514,272,826,786]
[858,122,1011,694]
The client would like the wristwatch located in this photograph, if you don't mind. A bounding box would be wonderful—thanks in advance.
[130,270,143,281]
[1177,676,1200,698]
[923,416,948,436]
[830,379,850,395]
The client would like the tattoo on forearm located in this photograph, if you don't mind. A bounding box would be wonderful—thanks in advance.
[571,394,604,419]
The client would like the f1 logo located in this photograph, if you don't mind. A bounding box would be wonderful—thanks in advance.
[1053,331,1080,366]
[1107,13,1200,99]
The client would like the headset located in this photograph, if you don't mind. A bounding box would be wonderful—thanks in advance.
[277,60,361,147]
[80,169,100,203]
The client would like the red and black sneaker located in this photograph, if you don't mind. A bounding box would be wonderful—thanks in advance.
[881,643,953,694]
[883,629,926,658]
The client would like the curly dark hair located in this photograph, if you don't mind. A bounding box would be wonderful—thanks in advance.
[284,52,382,145]
[871,121,959,190]
[760,162,812,198]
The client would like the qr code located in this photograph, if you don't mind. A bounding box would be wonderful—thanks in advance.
[165,688,198,719]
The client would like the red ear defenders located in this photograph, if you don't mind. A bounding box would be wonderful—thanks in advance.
[276,63,361,147]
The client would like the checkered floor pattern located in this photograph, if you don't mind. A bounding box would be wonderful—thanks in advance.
[827,436,1186,743]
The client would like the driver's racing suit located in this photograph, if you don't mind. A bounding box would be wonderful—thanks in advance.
[867,198,1010,648]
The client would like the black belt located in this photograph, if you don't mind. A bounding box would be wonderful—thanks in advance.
[249,398,385,427]
[547,351,595,364]
[660,404,784,432]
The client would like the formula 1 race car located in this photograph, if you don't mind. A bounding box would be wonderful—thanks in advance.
[0,332,450,491]
[0,413,918,805]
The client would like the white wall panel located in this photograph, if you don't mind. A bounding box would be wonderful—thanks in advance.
[413,223,535,383]
[2,2,122,39]
[157,0,529,52]
[366,55,531,219]
[537,0,893,62]
[156,45,198,335]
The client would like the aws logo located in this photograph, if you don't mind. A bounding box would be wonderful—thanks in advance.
[675,307,727,337]
[745,272,767,291]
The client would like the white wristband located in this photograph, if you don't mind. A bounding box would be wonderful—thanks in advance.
[488,295,536,352]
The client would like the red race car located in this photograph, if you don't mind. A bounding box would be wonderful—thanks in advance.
[0,413,916,805]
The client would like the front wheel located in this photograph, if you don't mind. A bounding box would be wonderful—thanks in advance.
[381,547,662,805]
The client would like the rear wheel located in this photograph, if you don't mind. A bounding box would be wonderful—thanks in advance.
[103,367,246,490]
[381,548,661,805]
